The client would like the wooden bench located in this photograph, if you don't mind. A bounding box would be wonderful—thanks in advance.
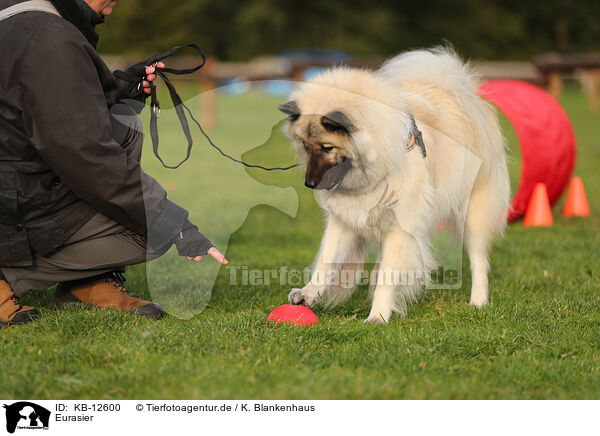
[535,53,600,110]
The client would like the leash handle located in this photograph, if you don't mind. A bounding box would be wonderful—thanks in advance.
[145,43,207,76]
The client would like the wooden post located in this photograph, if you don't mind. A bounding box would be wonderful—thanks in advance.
[292,66,304,83]
[583,68,599,112]
[201,57,218,130]
[201,78,217,130]
[547,71,562,101]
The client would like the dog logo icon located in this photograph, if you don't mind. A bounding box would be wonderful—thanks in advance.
[3,402,50,433]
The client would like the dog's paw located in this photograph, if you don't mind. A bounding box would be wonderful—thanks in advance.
[469,285,489,307]
[469,296,488,308]
[288,288,306,305]
[363,311,390,325]
[288,287,321,307]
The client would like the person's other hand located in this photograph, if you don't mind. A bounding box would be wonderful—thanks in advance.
[175,221,229,265]
[185,246,228,265]
[142,61,165,94]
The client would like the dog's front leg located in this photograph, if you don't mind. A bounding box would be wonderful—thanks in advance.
[365,227,426,324]
[288,216,348,308]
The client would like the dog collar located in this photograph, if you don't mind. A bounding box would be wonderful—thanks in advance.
[406,116,426,158]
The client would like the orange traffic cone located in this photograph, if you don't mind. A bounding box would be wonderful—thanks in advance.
[523,183,553,227]
[562,177,590,218]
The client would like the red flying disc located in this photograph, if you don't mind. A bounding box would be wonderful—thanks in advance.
[267,304,318,326]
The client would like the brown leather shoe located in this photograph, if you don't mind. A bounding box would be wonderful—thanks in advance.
[52,272,164,319]
[0,280,39,328]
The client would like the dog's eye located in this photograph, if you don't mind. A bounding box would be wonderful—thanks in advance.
[302,141,309,151]
[320,144,334,152]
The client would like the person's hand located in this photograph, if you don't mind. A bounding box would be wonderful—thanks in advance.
[185,246,228,264]
[175,221,229,265]
[142,61,165,94]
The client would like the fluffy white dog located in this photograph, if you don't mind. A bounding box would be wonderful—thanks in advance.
[278,48,510,323]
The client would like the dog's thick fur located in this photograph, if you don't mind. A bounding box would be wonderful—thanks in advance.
[279,48,510,323]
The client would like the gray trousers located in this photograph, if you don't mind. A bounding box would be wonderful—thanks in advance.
[1,104,160,298]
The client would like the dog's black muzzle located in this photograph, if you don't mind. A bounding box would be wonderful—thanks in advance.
[305,157,353,190]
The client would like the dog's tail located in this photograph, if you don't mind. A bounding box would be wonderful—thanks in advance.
[379,47,511,231]
[378,46,481,96]
[378,47,500,156]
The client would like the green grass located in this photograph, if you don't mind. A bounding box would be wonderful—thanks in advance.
[2,84,599,399]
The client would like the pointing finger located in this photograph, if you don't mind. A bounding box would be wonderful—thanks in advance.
[208,247,228,265]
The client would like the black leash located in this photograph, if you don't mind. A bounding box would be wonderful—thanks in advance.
[115,44,302,171]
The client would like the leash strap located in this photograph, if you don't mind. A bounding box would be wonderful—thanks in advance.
[0,0,60,22]
[115,44,302,171]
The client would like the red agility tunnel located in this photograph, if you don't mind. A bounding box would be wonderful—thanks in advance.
[479,80,576,222]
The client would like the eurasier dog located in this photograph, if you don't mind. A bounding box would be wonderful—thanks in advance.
[278,48,510,323]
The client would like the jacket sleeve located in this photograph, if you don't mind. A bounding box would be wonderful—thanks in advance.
[18,25,187,253]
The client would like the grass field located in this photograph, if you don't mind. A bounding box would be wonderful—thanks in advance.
[2,83,599,399]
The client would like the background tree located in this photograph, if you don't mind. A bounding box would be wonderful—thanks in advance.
[98,0,600,60]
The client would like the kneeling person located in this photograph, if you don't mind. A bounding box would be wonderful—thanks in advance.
[0,0,227,327]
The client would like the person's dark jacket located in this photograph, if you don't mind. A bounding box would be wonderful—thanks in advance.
[0,0,189,267]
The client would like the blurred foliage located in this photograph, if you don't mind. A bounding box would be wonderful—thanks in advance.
[97,0,600,60]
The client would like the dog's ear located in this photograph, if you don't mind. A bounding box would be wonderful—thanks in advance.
[278,101,300,121]
[321,111,355,134]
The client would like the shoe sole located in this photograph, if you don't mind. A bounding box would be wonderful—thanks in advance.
[0,309,39,329]
[51,298,164,320]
